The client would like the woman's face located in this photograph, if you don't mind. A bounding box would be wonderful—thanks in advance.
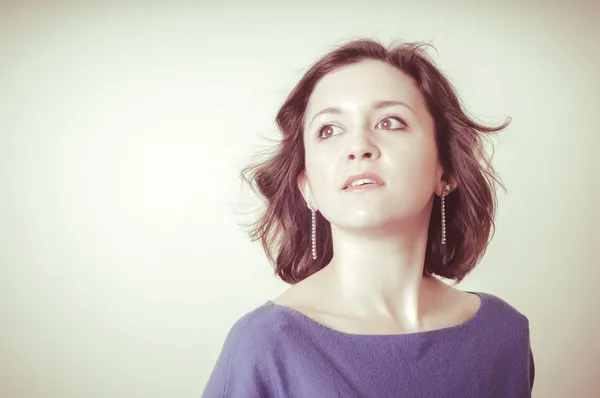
[299,59,443,232]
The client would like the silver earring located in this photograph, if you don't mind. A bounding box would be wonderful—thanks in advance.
[441,184,450,245]
[309,205,317,260]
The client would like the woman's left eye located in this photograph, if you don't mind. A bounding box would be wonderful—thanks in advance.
[376,117,407,130]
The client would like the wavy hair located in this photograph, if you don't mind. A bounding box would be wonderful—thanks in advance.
[240,38,508,284]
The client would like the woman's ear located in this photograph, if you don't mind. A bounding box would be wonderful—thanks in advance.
[436,177,458,196]
[447,175,458,194]
[297,170,315,208]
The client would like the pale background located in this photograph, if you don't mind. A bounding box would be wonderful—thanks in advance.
[1,1,598,397]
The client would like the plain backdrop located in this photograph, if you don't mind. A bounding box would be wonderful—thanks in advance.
[1,1,598,397]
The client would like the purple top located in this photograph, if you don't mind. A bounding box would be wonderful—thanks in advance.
[203,291,535,397]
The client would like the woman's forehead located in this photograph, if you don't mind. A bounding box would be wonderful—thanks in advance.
[306,61,422,114]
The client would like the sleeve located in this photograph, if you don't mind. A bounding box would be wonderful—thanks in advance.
[202,316,272,398]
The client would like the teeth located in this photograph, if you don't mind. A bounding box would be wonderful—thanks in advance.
[348,178,378,188]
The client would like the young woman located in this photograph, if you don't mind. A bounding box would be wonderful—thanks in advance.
[203,38,535,397]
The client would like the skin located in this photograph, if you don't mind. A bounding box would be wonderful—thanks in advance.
[273,60,480,335]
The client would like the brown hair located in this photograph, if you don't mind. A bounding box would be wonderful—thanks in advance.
[240,38,508,284]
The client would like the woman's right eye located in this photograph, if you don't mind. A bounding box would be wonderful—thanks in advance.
[318,124,341,139]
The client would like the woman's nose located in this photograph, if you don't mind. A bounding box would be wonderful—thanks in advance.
[348,149,375,160]
[345,134,380,161]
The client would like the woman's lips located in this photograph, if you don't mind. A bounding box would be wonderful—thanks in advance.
[343,183,384,192]
[342,171,385,189]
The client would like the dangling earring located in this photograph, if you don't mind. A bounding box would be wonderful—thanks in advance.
[309,204,317,260]
[441,184,450,245]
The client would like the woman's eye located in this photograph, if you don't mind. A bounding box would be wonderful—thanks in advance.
[318,124,342,139]
[377,116,406,130]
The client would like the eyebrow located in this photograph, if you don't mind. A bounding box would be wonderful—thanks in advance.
[308,100,413,127]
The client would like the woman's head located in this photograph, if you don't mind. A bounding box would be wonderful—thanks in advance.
[299,59,443,237]
[242,38,508,284]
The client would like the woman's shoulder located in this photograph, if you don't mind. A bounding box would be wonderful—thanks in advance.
[203,303,292,397]
[475,290,532,330]
[228,301,280,330]
[221,300,303,350]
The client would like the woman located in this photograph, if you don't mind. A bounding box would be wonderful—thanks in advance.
[203,38,535,397]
